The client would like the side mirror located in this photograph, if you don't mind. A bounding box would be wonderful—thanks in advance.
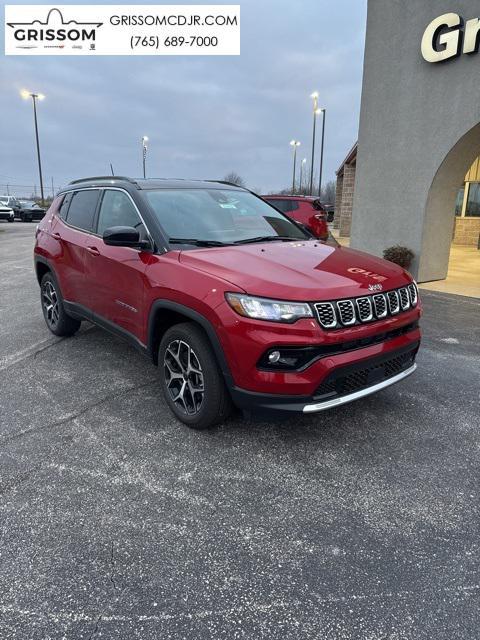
[102,226,151,250]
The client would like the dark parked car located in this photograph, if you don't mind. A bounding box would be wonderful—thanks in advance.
[34,176,421,430]
[18,201,46,222]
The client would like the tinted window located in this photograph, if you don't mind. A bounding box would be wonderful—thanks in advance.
[97,190,144,235]
[66,190,99,231]
[58,193,72,220]
[465,183,480,217]
[268,199,300,213]
[454,188,464,216]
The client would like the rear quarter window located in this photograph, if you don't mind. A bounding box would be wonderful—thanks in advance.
[64,190,99,232]
[266,199,294,213]
[58,193,72,220]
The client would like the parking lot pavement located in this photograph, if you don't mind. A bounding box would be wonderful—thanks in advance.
[0,221,479,640]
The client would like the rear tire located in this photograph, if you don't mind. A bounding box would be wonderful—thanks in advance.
[159,322,232,430]
[40,272,81,337]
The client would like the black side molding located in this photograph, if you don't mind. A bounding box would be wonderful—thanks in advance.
[63,300,148,356]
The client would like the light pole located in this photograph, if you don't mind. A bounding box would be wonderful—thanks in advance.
[318,108,326,198]
[299,158,307,194]
[142,136,149,179]
[21,90,45,202]
[309,92,322,195]
[290,140,301,194]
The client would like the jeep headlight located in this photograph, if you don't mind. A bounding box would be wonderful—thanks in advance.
[226,293,313,323]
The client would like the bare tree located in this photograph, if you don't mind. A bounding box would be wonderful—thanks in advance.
[223,171,246,187]
[321,180,336,204]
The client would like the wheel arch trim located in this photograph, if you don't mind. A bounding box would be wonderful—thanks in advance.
[147,300,235,389]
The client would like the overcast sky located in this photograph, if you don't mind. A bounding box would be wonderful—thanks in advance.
[1,0,366,195]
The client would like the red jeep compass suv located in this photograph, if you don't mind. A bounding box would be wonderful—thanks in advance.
[34,177,421,429]
[262,195,329,241]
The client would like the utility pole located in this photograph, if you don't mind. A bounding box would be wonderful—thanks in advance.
[318,109,326,198]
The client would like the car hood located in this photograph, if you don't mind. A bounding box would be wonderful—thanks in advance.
[179,240,411,300]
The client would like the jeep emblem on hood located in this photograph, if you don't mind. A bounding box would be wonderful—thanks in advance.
[368,283,383,292]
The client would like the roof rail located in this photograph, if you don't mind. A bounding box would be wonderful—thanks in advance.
[206,180,245,188]
[68,176,137,185]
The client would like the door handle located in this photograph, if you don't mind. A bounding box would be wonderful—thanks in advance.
[86,246,100,256]
[52,232,61,240]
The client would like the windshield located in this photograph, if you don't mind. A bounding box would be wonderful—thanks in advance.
[144,189,308,246]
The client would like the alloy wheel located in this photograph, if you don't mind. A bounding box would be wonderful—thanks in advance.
[42,281,60,328]
[164,339,205,415]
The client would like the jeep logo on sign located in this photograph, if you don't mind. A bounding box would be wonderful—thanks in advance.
[421,13,480,63]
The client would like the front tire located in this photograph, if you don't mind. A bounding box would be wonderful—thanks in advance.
[40,272,81,337]
[159,322,232,430]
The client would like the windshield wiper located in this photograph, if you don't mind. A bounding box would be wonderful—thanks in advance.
[234,235,305,245]
[168,237,231,247]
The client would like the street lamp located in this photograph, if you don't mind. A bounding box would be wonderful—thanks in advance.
[290,140,301,194]
[317,108,326,199]
[141,135,149,179]
[21,90,45,202]
[299,158,307,194]
[309,92,322,195]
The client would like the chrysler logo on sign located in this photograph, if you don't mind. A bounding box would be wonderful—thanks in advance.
[7,7,102,50]
[421,13,480,63]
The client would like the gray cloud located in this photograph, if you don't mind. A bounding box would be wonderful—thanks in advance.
[0,0,366,194]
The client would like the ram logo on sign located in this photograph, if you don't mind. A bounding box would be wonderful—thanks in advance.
[421,13,480,63]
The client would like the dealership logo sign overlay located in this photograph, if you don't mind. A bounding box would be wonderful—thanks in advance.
[5,5,240,55]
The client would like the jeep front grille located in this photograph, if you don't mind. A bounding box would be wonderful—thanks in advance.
[337,300,356,326]
[372,294,387,318]
[387,290,400,314]
[314,302,337,329]
[408,283,418,306]
[399,287,410,311]
[314,283,419,330]
[356,297,373,322]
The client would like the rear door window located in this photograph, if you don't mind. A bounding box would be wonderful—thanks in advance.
[65,190,99,232]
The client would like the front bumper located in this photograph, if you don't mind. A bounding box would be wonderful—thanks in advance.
[230,340,419,413]
[0,212,14,220]
[21,211,45,221]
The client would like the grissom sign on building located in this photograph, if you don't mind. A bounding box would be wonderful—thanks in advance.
[421,12,480,62]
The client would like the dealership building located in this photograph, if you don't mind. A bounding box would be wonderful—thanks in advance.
[342,0,480,289]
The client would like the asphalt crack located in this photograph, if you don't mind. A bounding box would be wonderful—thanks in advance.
[109,541,119,591]
[0,380,158,446]
[87,614,102,640]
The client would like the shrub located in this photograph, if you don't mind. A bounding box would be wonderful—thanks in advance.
[383,245,414,269]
